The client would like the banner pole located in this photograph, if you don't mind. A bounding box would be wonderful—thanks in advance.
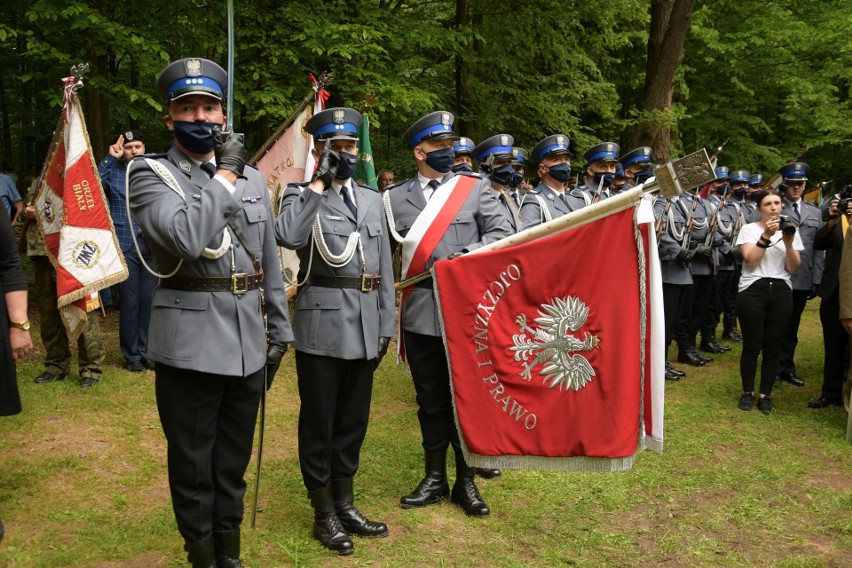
[226,0,235,130]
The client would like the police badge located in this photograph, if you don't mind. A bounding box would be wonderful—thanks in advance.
[500,135,509,147]
[441,112,451,127]
[556,135,565,148]
[125,131,134,141]
[333,109,345,124]
[185,59,202,77]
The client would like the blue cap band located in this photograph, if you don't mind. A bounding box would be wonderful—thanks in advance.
[477,145,512,161]
[167,76,224,99]
[410,123,453,146]
[313,122,359,138]
[586,150,618,163]
[454,144,473,153]
[534,143,567,161]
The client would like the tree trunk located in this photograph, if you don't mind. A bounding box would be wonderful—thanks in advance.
[454,0,471,136]
[634,0,695,162]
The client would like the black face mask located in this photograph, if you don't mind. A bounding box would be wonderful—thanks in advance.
[593,171,616,189]
[635,169,654,185]
[173,120,220,154]
[490,164,515,186]
[547,163,572,184]
[335,151,357,180]
[734,187,748,199]
[716,183,730,196]
[510,171,524,188]
[424,147,455,174]
[452,162,473,173]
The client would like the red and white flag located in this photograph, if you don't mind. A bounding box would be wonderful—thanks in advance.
[302,73,330,182]
[34,80,127,338]
[433,204,664,471]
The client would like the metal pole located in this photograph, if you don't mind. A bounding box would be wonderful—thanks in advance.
[251,371,267,528]
[226,0,235,130]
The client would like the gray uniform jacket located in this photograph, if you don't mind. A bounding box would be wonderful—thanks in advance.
[275,182,395,359]
[655,196,693,286]
[570,181,613,211]
[679,192,714,276]
[518,183,571,228]
[473,178,522,233]
[386,172,513,337]
[782,197,824,290]
[706,193,736,272]
[128,146,293,377]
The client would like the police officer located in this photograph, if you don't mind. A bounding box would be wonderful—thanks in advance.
[452,136,476,173]
[128,58,293,568]
[384,111,512,517]
[98,129,158,372]
[568,142,621,209]
[698,167,734,354]
[612,163,630,193]
[518,134,573,228]
[777,162,824,387]
[275,107,395,555]
[620,146,655,188]
[744,173,763,221]
[720,170,751,342]
[508,146,530,207]
[473,134,523,232]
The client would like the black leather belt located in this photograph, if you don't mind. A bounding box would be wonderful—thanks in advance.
[306,274,382,292]
[415,277,433,289]
[161,272,264,295]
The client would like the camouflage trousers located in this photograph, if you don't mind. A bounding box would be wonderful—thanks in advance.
[32,256,105,378]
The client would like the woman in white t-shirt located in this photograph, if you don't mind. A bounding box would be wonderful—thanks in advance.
[735,190,803,414]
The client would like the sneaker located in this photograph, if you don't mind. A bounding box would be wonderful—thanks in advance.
[738,392,755,411]
[757,397,773,414]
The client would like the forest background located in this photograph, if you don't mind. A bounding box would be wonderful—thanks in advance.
[0,0,850,188]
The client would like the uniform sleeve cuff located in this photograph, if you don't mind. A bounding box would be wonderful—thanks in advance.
[214,174,237,194]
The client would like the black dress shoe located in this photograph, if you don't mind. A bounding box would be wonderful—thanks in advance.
[778,373,805,387]
[807,395,842,408]
[690,347,712,363]
[699,340,725,354]
[710,340,732,352]
[677,350,705,367]
[34,370,67,384]
[475,468,501,479]
[451,477,490,517]
[664,368,681,381]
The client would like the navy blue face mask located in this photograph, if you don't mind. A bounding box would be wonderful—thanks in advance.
[490,164,515,186]
[547,163,572,184]
[593,171,616,189]
[734,187,748,199]
[452,162,473,173]
[424,147,455,174]
[335,151,357,180]
[173,120,220,154]
[510,171,524,188]
[635,169,654,185]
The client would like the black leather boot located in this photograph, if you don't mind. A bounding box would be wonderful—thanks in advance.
[400,450,450,508]
[213,528,242,568]
[700,328,730,353]
[184,536,216,568]
[308,485,354,555]
[689,336,712,363]
[677,337,705,366]
[450,449,489,517]
[475,468,501,479]
[722,317,742,342]
[331,477,388,538]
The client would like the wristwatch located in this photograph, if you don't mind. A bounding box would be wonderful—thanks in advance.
[10,320,31,331]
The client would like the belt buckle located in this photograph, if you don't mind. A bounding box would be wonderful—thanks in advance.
[231,273,249,295]
[360,274,380,293]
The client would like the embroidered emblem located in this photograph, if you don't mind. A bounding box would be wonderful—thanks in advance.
[510,296,600,392]
[72,240,102,269]
[333,109,345,124]
[125,131,134,141]
[185,59,202,77]
[179,160,191,173]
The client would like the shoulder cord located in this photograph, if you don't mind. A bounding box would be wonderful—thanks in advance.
[534,194,552,224]
[383,190,405,243]
[667,203,685,243]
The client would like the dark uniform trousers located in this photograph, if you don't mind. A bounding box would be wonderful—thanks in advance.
[820,289,848,398]
[404,331,461,452]
[778,289,811,377]
[117,236,157,364]
[295,351,374,491]
[155,363,264,543]
[663,283,690,345]
[676,274,714,340]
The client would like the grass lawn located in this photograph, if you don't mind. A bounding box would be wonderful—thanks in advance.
[0,300,849,567]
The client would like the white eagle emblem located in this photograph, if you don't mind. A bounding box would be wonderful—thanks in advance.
[510,296,600,392]
[185,59,202,77]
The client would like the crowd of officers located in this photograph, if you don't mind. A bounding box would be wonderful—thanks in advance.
[35,56,838,567]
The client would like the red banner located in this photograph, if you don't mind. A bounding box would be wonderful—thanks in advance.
[35,90,127,337]
[434,207,659,471]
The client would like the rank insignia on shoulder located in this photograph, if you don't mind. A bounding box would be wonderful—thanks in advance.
[457,171,482,178]
[384,179,409,191]
[241,195,262,203]
[179,161,192,173]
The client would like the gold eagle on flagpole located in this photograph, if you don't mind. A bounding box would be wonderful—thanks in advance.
[510,296,600,392]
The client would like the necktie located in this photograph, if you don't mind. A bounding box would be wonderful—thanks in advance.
[341,186,357,217]
[793,202,799,216]
[425,179,440,201]
[511,191,520,207]
[559,193,569,208]
[200,162,217,178]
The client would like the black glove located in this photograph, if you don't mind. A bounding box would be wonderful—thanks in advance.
[212,127,247,177]
[447,251,465,260]
[675,246,690,262]
[376,337,391,368]
[693,243,712,257]
[808,284,819,300]
[311,146,340,188]
[265,343,288,391]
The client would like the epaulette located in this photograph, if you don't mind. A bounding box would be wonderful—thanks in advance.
[528,187,541,194]
[355,181,380,193]
[456,171,483,178]
[285,181,311,189]
[385,178,410,191]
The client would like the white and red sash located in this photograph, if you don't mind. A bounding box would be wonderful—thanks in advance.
[397,174,477,360]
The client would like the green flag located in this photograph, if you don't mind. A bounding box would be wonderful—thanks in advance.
[355,113,378,190]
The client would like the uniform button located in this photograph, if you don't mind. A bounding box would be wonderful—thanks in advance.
[235,242,241,248]
[315,302,320,306]
[224,210,233,217]
[174,298,180,304]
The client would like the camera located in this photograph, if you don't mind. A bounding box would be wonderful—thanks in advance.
[778,215,797,236]
[837,185,852,214]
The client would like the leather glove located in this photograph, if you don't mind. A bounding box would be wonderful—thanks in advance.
[376,337,391,369]
[311,146,340,189]
[265,343,288,391]
[447,251,465,260]
[808,284,819,300]
[212,127,247,176]
[693,243,712,257]
[675,246,691,262]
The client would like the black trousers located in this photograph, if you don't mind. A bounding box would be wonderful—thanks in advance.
[296,351,374,491]
[702,269,736,330]
[778,289,811,377]
[156,363,263,543]
[736,278,793,395]
[722,265,740,322]
[404,331,461,453]
[662,283,689,346]
[819,289,849,398]
[676,274,713,339]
